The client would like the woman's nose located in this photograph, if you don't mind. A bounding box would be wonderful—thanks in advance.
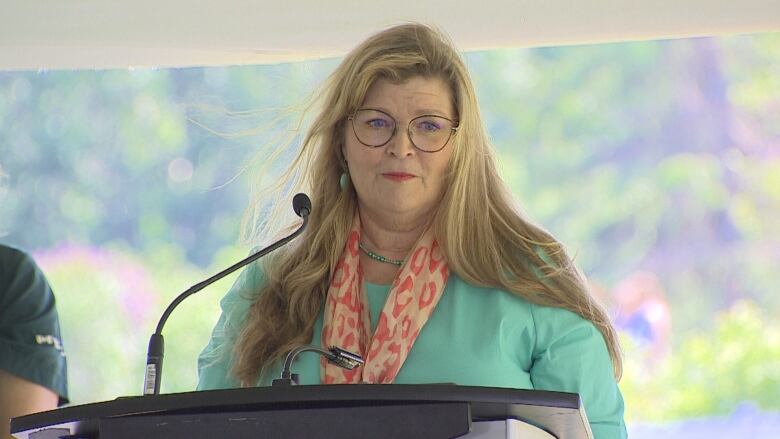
[386,127,415,157]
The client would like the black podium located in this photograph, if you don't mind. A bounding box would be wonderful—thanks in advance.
[11,385,594,439]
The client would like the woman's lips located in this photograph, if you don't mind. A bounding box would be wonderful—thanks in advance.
[382,172,416,182]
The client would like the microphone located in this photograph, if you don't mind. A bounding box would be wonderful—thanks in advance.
[272,345,364,386]
[293,192,311,217]
[143,193,312,396]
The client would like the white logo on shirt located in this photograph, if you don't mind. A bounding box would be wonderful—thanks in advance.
[35,334,66,357]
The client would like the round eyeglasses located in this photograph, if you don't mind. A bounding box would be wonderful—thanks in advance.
[347,108,458,153]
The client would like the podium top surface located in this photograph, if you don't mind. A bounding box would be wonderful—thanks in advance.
[12,384,590,439]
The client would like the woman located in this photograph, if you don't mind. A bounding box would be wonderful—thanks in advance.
[198,23,626,438]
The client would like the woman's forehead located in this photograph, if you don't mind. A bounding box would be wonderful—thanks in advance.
[360,76,454,116]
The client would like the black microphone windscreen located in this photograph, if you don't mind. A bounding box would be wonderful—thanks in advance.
[292,193,312,217]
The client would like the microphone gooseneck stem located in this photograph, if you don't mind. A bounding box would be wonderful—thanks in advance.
[153,214,308,336]
[143,194,311,396]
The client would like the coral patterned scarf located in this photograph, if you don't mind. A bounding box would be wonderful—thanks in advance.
[321,214,449,384]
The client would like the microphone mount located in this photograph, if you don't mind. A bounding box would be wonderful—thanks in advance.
[272,345,365,386]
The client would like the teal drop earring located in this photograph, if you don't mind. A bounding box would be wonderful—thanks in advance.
[339,172,350,190]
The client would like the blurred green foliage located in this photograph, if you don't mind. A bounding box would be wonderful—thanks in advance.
[35,243,246,400]
[621,300,780,421]
[0,31,778,420]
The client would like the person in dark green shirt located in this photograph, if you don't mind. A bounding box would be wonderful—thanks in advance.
[198,23,626,438]
[0,244,68,437]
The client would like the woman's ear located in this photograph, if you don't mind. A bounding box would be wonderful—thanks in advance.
[339,122,349,164]
[337,140,348,170]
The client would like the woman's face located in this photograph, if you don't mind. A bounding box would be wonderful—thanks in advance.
[342,76,455,221]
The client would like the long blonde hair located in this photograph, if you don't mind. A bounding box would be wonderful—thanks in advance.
[233,23,622,385]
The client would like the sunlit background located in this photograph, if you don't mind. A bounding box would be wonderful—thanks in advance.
[1,32,779,437]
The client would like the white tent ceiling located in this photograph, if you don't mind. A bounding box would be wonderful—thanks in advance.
[2,0,779,71]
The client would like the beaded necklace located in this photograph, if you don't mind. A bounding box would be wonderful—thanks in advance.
[358,241,404,266]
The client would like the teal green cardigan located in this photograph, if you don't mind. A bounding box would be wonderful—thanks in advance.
[197,261,627,439]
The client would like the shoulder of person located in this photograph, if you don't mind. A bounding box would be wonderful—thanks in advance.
[0,244,56,314]
[234,253,267,297]
[217,250,268,324]
[0,244,68,403]
[0,244,41,282]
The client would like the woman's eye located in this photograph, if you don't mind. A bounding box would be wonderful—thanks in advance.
[417,120,441,132]
[367,118,390,129]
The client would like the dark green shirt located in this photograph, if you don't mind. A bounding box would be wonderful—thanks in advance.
[0,244,68,404]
